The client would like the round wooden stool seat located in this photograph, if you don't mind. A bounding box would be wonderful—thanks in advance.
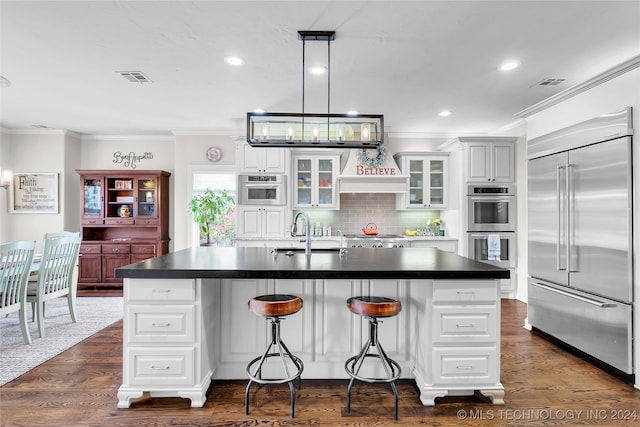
[347,296,401,318]
[249,294,303,317]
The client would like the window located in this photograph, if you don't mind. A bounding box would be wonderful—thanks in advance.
[190,170,237,247]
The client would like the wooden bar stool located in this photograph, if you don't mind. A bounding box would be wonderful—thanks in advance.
[345,296,402,420]
[245,294,304,419]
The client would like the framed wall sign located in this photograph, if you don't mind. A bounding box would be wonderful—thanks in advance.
[10,173,59,213]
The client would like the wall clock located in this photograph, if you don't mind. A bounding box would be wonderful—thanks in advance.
[206,146,222,162]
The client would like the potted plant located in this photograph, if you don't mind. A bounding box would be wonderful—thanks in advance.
[189,188,235,246]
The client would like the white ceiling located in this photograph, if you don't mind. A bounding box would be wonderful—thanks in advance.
[1,1,639,138]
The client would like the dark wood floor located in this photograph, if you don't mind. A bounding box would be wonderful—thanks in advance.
[2,300,639,426]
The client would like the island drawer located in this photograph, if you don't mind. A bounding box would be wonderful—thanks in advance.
[432,306,497,344]
[126,305,195,343]
[126,279,195,302]
[432,347,498,385]
[432,280,497,304]
[126,348,195,386]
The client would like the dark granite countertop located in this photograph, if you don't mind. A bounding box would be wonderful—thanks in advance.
[115,247,510,280]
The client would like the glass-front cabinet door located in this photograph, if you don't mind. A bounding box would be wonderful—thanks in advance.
[396,153,448,209]
[293,153,340,209]
[428,158,445,206]
[136,177,158,219]
[408,159,425,206]
[81,176,104,223]
[106,177,135,223]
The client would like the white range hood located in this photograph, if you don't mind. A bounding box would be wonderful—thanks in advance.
[338,148,408,193]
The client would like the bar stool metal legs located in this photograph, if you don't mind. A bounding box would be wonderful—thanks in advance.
[345,296,402,420]
[245,294,304,419]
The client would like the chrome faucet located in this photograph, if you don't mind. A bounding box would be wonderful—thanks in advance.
[291,211,311,256]
[336,229,348,256]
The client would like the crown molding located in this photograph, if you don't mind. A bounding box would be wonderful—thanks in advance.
[516,54,640,118]
[171,130,239,137]
[387,130,490,140]
[0,127,82,137]
[81,134,175,142]
[489,118,527,135]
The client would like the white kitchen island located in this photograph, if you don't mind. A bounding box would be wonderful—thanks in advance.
[115,247,508,409]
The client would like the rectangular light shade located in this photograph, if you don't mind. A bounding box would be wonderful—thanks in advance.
[247,113,384,148]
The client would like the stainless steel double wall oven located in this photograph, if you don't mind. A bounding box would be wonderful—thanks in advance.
[466,184,516,268]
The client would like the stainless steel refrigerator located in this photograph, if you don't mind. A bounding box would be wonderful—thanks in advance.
[527,107,634,375]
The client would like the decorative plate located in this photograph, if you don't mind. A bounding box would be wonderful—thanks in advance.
[206,146,222,162]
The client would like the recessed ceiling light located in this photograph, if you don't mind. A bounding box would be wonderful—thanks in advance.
[224,56,244,66]
[439,110,452,117]
[308,66,327,75]
[347,110,359,116]
[499,61,520,71]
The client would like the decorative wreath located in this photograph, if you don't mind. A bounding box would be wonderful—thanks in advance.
[357,145,387,168]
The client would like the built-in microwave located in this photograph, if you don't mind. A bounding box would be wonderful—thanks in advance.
[238,175,286,205]
[467,184,516,232]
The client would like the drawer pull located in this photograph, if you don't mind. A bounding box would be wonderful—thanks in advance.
[151,322,171,327]
[151,289,171,293]
[456,324,475,328]
[456,365,474,370]
[456,291,475,296]
[151,365,171,370]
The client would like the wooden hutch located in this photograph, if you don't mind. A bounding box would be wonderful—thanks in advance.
[76,170,171,289]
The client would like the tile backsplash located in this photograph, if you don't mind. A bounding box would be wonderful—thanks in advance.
[295,193,440,236]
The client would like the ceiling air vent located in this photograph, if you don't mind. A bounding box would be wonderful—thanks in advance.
[116,71,153,83]
[533,78,566,87]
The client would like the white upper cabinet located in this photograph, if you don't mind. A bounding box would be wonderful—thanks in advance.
[292,151,341,209]
[463,138,516,183]
[237,142,287,174]
[394,153,449,210]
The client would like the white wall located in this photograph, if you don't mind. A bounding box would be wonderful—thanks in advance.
[0,131,79,247]
[63,134,82,233]
[0,130,11,242]
[172,133,239,250]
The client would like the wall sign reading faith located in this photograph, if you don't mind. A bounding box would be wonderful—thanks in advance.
[112,151,154,169]
[10,173,59,214]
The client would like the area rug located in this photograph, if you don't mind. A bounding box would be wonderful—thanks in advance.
[0,296,123,386]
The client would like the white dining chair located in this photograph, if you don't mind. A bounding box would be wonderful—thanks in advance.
[26,235,81,338]
[43,231,80,239]
[0,241,36,344]
[29,231,80,286]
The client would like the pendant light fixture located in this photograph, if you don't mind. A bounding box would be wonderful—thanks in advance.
[247,31,384,148]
